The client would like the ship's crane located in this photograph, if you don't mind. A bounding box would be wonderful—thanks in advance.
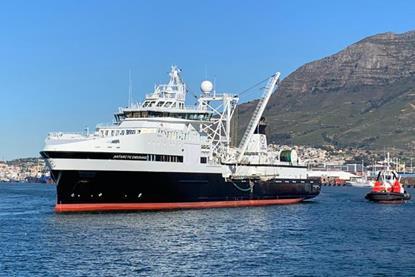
[236,72,280,163]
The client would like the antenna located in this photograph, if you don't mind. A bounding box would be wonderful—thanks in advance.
[128,69,133,107]
[213,75,216,96]
[204,64,208,80]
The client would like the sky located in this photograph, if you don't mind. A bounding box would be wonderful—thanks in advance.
[0,0,414,160]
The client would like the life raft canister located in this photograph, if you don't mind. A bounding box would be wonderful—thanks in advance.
[392,180,402,193]
[373,181,385,192]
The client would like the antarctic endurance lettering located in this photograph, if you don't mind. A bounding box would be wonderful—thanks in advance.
[113,154,147,161]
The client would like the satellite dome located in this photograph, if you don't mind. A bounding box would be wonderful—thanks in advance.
[200,80,213,94]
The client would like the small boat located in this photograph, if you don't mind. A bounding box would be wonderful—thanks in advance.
[365,191,410,203]
[346,176,373,188]
[365,153,411,203]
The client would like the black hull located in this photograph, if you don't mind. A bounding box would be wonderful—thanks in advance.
[52,170,321,212]
[365,192,411,203]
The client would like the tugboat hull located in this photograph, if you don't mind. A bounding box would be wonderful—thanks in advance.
[365,191,411,203]
[52,170,321,212]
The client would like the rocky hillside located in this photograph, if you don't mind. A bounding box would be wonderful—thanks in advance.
[238,31,415,151]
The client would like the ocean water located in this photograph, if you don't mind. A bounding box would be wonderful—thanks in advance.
[1,183,415,276]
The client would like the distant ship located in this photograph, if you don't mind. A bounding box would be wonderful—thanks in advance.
[41,66,321,212]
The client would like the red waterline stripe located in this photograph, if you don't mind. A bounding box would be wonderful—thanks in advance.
[55,198,304,212]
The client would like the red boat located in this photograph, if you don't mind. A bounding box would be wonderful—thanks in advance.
[365,154,411,203]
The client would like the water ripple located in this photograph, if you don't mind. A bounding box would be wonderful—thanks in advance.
[0,184,414,276]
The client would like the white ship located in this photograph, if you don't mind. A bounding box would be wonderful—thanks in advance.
[41,66,321,212]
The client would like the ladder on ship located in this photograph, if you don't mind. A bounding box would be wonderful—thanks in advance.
[236,72,281,162]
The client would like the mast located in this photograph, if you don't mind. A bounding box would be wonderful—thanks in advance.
[236,72,280,162]
[199,93,239,160]
[386,152,390,171]
[128,69,132,107]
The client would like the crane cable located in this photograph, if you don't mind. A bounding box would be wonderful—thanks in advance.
[237,74,275,97]
[188,73,276,105]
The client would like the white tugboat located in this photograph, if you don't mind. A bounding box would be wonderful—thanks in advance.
[41,66,321,212]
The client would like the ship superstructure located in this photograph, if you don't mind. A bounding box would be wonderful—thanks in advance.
[41,66,320,212]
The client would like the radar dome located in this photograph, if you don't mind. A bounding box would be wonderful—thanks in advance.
[200,80,213,94]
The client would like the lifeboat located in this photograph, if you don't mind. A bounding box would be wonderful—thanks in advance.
[365,163,411,203]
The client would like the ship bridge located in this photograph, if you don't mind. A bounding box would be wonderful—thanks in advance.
[114,65,212,123]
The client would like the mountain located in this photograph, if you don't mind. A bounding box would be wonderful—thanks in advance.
[237,31,415,151]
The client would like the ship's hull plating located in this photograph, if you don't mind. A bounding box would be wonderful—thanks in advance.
[365,191,411,203]
[52,170,321,212]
